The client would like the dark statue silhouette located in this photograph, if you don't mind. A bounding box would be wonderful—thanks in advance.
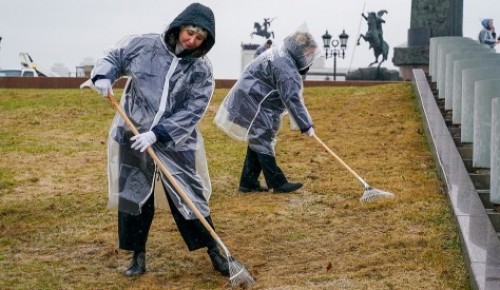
[357,10,389,67]
[250,18,275,39]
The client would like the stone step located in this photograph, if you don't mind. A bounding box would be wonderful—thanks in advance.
[486,209,500,232]
[469,173,490,190]
[452,136,473,147]
[456,141,472,150]
[463,159,474,173]
[477,189,493,209]
[448,126,462,138]
[458,147,473,159]
[444,111,453,125]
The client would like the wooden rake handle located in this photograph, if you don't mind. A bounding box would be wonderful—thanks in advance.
[106,95,222,246]
[312,134,366,186]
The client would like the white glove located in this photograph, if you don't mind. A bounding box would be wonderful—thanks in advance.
[131,131,157,152]
[94,79,113,97]
[306,127,315,137]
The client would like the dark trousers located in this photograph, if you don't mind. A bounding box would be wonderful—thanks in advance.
[118,181,217,253]
[240,146,287,189]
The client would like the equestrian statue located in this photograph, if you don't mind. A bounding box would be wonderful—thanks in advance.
[250,17,275,39]
[357,10,389,67]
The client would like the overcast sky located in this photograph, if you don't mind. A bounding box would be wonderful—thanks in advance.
[0,0,498,78]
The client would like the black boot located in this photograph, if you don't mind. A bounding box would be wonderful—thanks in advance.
[124,251,146,277]
[208,248,230,276]
[273,182,303,193]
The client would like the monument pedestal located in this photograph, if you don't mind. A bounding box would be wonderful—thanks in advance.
[392,0,463,80]
[393,45,429,80]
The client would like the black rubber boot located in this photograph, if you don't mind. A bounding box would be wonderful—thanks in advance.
[273,182,303,193]
[124,251,146,277]
[208,248,230,276]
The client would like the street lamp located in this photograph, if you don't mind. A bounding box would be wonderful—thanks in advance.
[322,29,349,81]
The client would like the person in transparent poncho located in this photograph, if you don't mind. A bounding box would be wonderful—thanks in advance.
[215,24,318,193]
[254,39,273,58]
[479,18,500,48]
[90,3,229,277]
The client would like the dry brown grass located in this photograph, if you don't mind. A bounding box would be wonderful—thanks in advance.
[0,84,468,289]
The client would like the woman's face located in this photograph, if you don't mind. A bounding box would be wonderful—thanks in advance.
[178,27,206,50]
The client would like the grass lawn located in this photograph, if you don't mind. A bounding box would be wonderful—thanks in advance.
[0,84,469,289]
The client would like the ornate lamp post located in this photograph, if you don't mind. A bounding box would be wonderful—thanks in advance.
[322,29,349,81]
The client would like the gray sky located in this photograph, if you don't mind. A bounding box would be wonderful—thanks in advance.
[0,0,498,78]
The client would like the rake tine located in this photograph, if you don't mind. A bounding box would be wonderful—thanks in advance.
[218,243,255,288]
[228,255,255,287]
[360,185,395,202]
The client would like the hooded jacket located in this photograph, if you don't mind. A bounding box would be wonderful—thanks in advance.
[479,19,497,48]
[91,3,216,219]
[214,28,317,156]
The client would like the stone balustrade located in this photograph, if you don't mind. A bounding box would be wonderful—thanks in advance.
[427,36,500,289]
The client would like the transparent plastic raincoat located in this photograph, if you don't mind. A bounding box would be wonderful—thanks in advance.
[479,18,497,48]
[214,24,318,156]
[92,3,215,219]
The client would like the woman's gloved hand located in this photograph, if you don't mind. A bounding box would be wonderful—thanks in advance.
[95,79,114,97]
[131,131,157,152]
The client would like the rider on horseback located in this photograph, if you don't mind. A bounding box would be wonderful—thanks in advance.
[357,10,389,67]
[250,17,275,39]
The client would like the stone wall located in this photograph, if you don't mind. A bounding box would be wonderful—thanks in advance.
[0,77,403,89]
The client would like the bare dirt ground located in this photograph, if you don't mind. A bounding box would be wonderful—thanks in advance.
[0,85,468,289]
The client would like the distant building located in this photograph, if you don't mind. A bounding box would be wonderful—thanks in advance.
[240,43,259,71]
[51,63,70,77]
[76,57,95,77]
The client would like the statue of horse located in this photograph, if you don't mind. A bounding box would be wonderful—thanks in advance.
[250,18,275,39]
[357,10,389,67]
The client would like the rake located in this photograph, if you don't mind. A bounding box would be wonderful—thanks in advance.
[106,94,255,287]
[312,134,394,202]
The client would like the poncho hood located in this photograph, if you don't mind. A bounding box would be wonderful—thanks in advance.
[283,23,319,71]
[482,19,493,30]
[163,3,216,58]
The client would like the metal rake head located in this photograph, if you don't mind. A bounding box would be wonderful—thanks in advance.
[228,255,255,288]
[360,187,395,202]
